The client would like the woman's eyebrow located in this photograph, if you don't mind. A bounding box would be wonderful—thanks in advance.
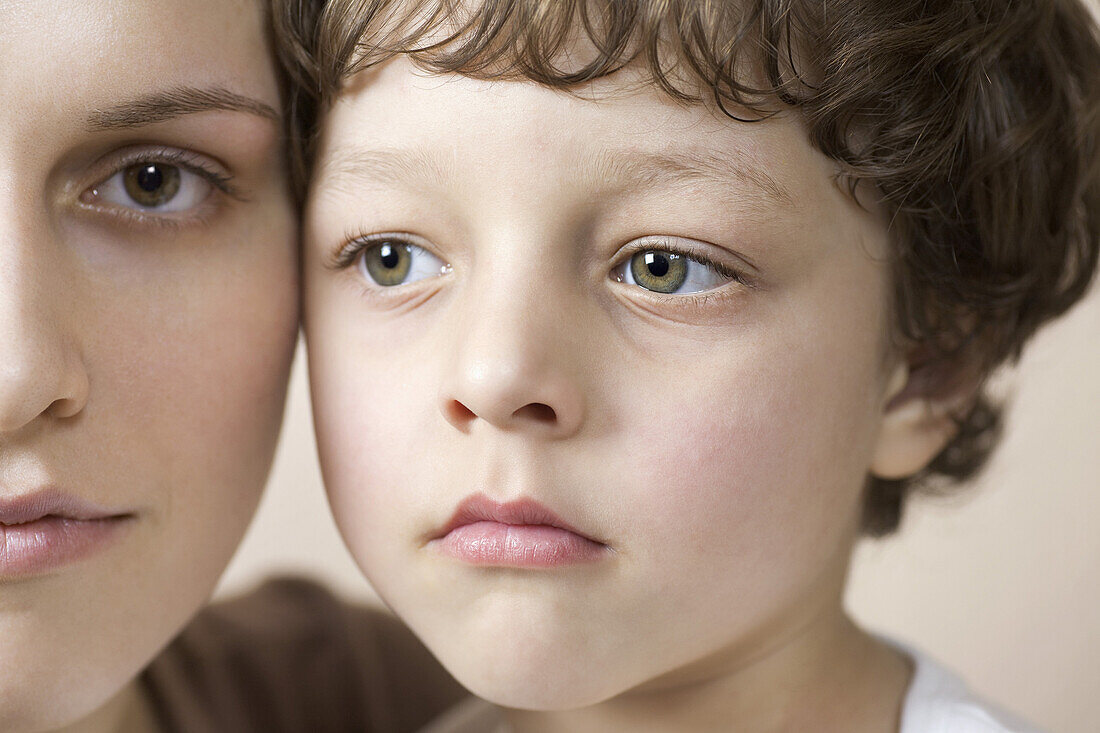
[85,86,278,130]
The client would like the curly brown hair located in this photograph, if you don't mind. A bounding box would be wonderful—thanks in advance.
[273,0,1100,535]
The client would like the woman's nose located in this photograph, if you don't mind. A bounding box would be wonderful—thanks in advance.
[0,238,88,435]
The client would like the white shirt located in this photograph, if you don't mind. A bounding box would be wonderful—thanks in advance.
[419,641,1044,732]
[900,643,1043,733]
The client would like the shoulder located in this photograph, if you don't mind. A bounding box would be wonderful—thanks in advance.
[141,576,467,733]
[897,642,1046,733]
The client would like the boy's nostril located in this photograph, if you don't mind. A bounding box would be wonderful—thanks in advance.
[445,399,477,425]
[513,402,557,423]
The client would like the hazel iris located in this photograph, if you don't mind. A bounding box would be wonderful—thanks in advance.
[630,251,688,293]
[123,164,181,208]
[363,242,413,286]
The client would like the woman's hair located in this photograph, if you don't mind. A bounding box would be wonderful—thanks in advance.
[274,0,1100,535]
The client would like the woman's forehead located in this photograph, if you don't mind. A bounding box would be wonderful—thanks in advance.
[0,0,279,116]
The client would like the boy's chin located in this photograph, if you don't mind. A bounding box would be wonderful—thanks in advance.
[382,571,670,710]
[427,638,637,711]
[456,666,625,711]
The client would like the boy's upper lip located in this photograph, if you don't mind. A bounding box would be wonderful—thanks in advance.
[431,493,605,545]
[0,488,134,525]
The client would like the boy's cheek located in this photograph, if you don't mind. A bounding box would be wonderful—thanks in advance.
[616,377,851,562]
[589,349,878,649]
[619,317,879,503]
[309,335,441,547]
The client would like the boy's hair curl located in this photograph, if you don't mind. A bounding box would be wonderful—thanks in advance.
[274,0,1100,535]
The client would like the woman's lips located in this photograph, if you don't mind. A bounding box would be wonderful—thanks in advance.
[0,490,134,579]
[429,494,608,568]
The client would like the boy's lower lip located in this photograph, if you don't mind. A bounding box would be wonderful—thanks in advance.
[434,521,608,567]
[0,516,132,579]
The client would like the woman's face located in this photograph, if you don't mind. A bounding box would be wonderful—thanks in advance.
[0,0,296,729]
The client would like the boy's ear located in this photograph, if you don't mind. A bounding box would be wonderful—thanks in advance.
[870,359,966,480]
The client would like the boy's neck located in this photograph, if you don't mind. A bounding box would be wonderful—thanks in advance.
[503,610,912,733]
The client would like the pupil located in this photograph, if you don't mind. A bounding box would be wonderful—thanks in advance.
[136,165,163,193]
[645,252,670,278]
[380,244,401,269]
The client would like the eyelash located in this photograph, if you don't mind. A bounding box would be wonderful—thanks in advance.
[329,231,387,270]
[329,230,452,271]
[325,232,451,308]
[80,147,240,229]
[617,242,747,282]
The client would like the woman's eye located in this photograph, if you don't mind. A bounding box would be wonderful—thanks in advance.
[358,240,448,287]
[89,162,212,213]
[616,250,734,294]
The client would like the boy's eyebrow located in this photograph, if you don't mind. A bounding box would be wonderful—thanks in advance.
[85,86,279,130]
[319,145,793,207]
[591,149,794,207]
[320,147,455,193]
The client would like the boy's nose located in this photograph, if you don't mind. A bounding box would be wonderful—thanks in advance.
[438,292,586,440]
[0,228,89,435]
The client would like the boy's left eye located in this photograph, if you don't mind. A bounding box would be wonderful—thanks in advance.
[613,249,735,294]
[88,162,213,213]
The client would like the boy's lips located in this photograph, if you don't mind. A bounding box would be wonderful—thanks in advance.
[0,489,136,578]
[428,493,609,568]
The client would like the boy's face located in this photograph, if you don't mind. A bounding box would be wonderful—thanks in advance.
[306,57,900,707]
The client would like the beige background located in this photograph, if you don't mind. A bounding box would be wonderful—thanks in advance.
[216,283,1099,733]
[218,4,1100,726]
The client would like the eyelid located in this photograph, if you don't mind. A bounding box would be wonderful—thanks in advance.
[613,236,757,289]
[327,231,444,271]
[77,146,242,223]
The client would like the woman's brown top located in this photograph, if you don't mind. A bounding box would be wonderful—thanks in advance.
[139,577,468,733]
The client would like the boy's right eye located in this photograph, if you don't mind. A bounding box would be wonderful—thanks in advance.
[356,238,449,287]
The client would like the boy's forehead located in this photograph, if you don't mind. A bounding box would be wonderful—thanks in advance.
[337,54,756,132]
[320,58,815,209]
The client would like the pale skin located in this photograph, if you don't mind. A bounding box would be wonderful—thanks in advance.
[0,1,297,732]
[306,57,958,732]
